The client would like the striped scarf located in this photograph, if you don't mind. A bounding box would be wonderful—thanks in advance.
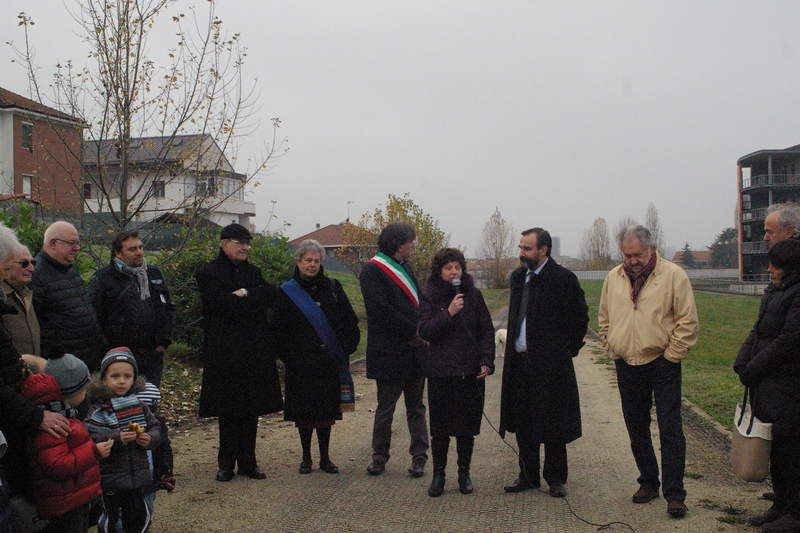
[86,394,147,435]
[622,253,657,309]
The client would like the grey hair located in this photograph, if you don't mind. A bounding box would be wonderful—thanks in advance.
[768,202,800,237]
[295,239,327,261]
[617,224,653,251]
[0,222,22,262]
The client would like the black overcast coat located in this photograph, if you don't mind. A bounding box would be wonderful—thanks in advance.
[418,273,495,378]
[196,251,283,418]
[499,258,588,444]
[735,274,800,437]
[271,266,360,425]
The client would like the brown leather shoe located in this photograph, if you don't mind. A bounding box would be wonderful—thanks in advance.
[632,486,660,503]
[408,456,426,478]
[762,514,800,533]
[667,500,687,518]
[748,506,784,527]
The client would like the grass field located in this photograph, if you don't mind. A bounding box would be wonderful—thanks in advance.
[579,279,761,430]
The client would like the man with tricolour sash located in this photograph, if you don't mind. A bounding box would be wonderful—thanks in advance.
[360,222,430,478]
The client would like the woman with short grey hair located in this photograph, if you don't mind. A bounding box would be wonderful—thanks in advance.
[294,239,327,262]
[272,239,360,474]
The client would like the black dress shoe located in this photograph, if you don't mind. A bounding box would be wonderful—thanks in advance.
[366,460,385,475]
[549,482,567,498]
[319,460,339,474]
[239,467,266,480]
[503,477,537,493]
[299,461,312,474]
[215,469,234,482]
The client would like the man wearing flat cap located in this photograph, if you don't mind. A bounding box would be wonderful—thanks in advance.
[196,224,283,482]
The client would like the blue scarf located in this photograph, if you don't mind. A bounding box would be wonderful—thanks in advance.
[280,279,355,411]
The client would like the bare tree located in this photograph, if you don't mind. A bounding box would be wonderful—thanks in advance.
[475,207,516,288]
[579,217,612,270]
[645,202,666,256]
[336,193,450,282]
[612,215,637,261]
[10,1,287,261]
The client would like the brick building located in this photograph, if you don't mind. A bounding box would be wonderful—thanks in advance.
[0,87,84,215]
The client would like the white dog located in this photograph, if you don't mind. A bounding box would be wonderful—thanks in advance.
[495,328,507,358]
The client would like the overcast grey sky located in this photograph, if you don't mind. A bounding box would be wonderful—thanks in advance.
[3,1,800,257]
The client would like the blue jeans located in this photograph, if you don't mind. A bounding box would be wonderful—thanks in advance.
[615,356,686,503]
[371,376,429,463]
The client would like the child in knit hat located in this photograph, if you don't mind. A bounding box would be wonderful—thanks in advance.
[20,346,112,533]
[86,347,160,533]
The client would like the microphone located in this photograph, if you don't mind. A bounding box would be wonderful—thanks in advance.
[451,278,462,295]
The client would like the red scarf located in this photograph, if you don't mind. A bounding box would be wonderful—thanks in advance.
[623,253,657,309]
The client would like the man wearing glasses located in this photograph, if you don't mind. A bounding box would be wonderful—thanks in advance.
[31,221,103,370]
[2,243,40,356]
[196,223,283,482]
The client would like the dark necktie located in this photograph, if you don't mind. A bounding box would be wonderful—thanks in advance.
[516,271,532,331]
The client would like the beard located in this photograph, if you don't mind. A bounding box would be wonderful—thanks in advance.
[520,253,539,269]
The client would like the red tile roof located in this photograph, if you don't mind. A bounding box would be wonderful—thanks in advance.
[290,224,350,247]
[0,87,82,123]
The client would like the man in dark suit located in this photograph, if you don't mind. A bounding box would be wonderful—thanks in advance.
[500,227,588,498]
[360,222,429,478]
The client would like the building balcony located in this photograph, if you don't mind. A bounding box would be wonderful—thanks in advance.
[742,173,800,191]
[741,208,769,223]
[741,241,768,254]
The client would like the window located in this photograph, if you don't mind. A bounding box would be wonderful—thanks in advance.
[197,177,216,197]
[83,183,93,199]
[152,180,165,198]
[22,123,33,150]
[22,174,32,195]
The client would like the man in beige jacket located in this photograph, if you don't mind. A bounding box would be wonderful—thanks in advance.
[599,224,698,520]
[2,243,40,356]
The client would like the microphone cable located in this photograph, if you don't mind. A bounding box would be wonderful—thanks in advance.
[450,303,636,532]
[477,389,636,532]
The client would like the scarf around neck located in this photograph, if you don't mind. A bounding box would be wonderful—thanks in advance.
[623,252,657,309]
[115,257,150,300]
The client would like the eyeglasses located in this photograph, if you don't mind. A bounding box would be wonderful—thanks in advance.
[12,259,37,268]
[55,238,80,248]
[229,239,251,247]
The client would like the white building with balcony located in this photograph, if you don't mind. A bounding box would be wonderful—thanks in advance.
[83,134,255,228]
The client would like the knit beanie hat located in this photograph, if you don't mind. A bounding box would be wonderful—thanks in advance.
[43,344,91,398]
[100,347,138,380]
[137,381,162,413]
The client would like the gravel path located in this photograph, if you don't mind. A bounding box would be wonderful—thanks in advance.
[148,324,769,532]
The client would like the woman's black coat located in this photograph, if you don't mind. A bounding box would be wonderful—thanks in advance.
[735,274,800,436]
[271,267,360,425]
[499,258,588,444]
[418,273,495,378]
[196,251,283,418]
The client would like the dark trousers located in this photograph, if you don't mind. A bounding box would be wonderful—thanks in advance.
[771,434,800,517]
[44,503,89,533]
[615,356,686,503]
[371,376,429,463]
[516,435,568,487]
[132,347,164,389]
[218,414,259,472]
[97,488,149,533]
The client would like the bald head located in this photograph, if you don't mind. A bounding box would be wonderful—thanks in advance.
[43,221,80,265]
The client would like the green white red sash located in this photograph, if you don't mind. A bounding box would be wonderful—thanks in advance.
[369,252,419,307]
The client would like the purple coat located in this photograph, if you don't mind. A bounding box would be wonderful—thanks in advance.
[418,273,495,378]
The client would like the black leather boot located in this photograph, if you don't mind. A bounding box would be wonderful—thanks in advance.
[458,468,473,494]
[428,469,446,497]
